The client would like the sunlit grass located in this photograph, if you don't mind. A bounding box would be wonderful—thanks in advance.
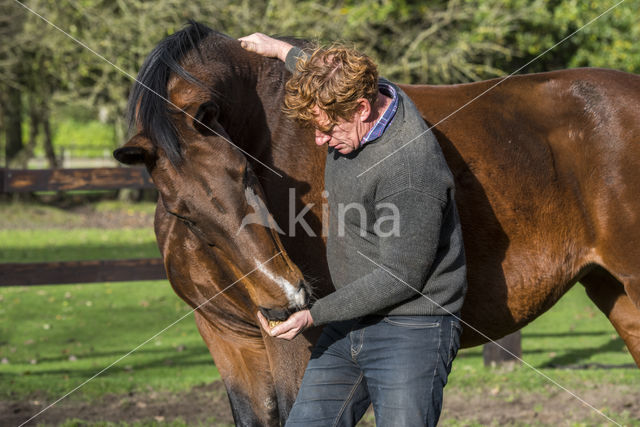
[0,228,159,263]
[0,281,218,400]
[0,200,157,230]
[447,284,639,394]
[0,207,217,400]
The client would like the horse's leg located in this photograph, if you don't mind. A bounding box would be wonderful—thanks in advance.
[259,329,319,421]
[194,311,280,427]
[581,267,640,367]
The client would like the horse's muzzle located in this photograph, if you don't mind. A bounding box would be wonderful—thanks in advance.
[258,280,311,327]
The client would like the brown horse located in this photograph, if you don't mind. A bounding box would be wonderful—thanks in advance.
[114,22,640,426]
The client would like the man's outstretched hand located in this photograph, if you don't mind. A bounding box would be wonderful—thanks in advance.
[257,309,314,340]
[238,33,293,62]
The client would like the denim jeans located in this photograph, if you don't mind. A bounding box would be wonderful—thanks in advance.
[286,315,461,427]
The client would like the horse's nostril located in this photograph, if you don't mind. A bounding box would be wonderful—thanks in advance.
[296,280,310,307]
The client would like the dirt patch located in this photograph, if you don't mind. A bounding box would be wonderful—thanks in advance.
[3,382,638,426]
[2,382,234,426]
[440,384,640,426]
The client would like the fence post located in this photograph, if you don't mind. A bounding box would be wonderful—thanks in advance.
[483,331,522,367]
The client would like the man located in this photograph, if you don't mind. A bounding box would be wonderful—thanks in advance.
[239,33,467,426]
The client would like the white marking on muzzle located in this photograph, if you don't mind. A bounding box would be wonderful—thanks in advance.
[257,262,306,308]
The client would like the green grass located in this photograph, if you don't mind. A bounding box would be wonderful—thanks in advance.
[0,200,157,230]
[447,284,639,394]
[0,281,218,400]
[93,200,156,215]
[48,118,116,159]
[0,215,218,400]
[0,202,88,229]
[12,114,116,161]
[0,229,159,262]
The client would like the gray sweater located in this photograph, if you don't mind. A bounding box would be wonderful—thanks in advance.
[285,47,467,326]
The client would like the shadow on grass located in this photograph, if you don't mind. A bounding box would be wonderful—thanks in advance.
[540,335,629,368]
[457,332,633,370]
[524,331,611,338]
[30,346,206,364]
[0,346,213,378]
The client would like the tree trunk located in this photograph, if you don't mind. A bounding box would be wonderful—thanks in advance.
[23,94,40,169]
[42,109,58,169]
[5,85,23,166]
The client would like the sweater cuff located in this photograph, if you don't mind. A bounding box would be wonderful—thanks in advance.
[309,299,331,326]
[284,46,307,73]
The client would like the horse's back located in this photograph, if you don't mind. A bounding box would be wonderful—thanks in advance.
[402,68,640,343]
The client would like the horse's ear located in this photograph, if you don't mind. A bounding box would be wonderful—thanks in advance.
[193,102,222,136]
[113,134,156,165]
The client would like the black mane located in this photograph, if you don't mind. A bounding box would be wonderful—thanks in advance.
[127,20,214,165]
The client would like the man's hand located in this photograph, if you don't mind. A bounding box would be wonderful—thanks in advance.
[257,309,314,340]
[238,33,293,61]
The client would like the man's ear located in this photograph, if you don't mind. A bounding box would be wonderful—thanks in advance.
[357,98,373,122]
[113,134,156,165]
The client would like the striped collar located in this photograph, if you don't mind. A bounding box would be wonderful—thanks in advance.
[360,82,398,146]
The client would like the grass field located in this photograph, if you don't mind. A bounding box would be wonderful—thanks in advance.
[0,224,220,400]
[1,201,639,426]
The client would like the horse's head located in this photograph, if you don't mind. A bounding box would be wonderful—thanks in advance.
[114,22,310,318]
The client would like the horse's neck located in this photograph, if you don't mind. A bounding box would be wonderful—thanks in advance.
[245,59,319,168]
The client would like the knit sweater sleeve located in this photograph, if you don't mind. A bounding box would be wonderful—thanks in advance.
[309,188,446,325]
[284,46,308,73]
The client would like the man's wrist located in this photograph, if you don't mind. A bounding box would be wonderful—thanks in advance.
[278,43,293,62]
[305,309,314,327]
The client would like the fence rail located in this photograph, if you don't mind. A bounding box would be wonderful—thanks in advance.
[0,167,154,193]
[0,258,166,286]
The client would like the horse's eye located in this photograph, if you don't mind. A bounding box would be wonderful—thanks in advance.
[193,101,220,134]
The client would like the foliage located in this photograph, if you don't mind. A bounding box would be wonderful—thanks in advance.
[1,0,638,163]
[50,118,116,157]
[552,0,640,73]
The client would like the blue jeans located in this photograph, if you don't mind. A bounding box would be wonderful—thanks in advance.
[286,315,461,427]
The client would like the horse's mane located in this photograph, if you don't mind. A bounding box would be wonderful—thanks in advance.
[128,20,311,166]
[127,20,218,165]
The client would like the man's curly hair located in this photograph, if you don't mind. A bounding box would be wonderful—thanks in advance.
[284,45,378,131]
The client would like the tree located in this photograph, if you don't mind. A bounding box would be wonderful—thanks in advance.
[0,1,27,166]
[2,0,637,169]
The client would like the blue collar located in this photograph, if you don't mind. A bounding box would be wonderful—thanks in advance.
[360,82,398,146]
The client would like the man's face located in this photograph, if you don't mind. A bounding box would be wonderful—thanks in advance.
[312,106,365,155]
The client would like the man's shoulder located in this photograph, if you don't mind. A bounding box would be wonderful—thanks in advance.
[369,85,454,202]
[371,146,453,203]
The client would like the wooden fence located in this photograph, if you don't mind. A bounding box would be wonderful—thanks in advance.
[0,167,153,193]
[0,167,166,286]
[0,166,520,365]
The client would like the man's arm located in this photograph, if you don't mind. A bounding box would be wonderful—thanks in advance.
[238,33,293,62]
[266,188,446,340]
[309,189,446,325]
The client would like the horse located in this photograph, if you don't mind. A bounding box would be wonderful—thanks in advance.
[114,21,640,426]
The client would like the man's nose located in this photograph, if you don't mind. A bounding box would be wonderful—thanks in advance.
[315,129,330,146]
